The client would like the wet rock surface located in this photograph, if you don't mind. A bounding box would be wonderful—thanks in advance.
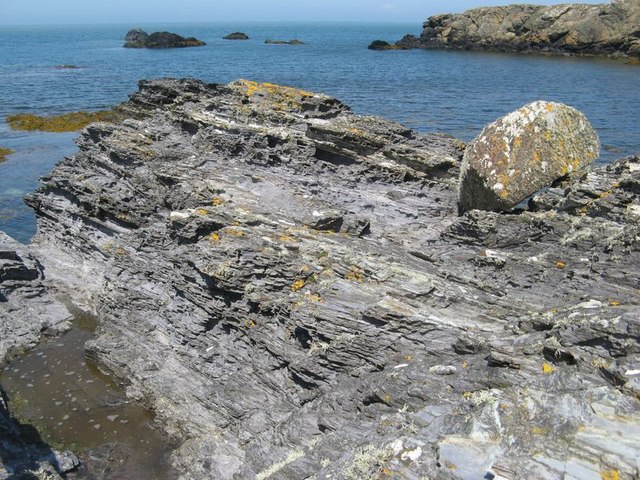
[123,29,205,49]
[25,78,640,479]
[458,100,600,212]
[0,232,72,365]
[398,0,640,59]
[223,32,249,40]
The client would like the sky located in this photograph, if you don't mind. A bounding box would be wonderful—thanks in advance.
[0,0,606,25]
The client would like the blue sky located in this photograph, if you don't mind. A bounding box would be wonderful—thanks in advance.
[1,0,604,25]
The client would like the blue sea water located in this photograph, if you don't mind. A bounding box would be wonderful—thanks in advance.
[1,22,639,243]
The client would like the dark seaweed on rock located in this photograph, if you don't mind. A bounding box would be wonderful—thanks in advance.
[13,78,640,479]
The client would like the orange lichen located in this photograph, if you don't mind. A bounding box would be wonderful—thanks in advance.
[224,227,244,237]
[554,260,567,269]
[345,266,364,282]
[542,362,556,374]
[600,470,620,480]
[291,279,306,292]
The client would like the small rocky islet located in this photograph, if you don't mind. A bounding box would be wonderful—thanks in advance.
[123,29,206,48]
[1,75,638,479]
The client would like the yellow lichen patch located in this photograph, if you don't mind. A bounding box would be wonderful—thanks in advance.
[404,355,413,362]
[345,266,364,282]
[244,319,256,328]
[6,110,124,132]
[195,208,209,215]
[279,234,296,242]
[305,293,323,303]
[224,227,245,237]
[463,391,473,399]
[608,299,621,307]
[211,197,226,206]
[209,232,221,242]
[554,260,567,269]
[291,279,306,292]
[235,79,316,111]
[532,426,549,435]
[542,362,556,374]
[545,104,555,112]
[0,147,13,162]
[600,470,620,480]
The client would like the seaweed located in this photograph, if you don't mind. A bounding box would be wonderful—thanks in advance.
[6,110,125,132]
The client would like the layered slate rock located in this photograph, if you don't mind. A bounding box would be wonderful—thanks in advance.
[26,78,639,480]
[0,232,71,365]
[123,29,205,48]
[458,101,600,213]
[404,0,640,58]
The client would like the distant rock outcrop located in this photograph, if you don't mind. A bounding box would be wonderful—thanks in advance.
[367,40,406,50]
[265,38,305,45]
[394,0,640,58]
[223,32,249,40]
[458,101,600,213]
[123,29,205,49]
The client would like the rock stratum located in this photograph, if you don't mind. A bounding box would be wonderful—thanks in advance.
[17,78,640,479]
[398,0,640,58]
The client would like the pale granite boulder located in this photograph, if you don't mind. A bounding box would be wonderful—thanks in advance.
[458,101,600,213]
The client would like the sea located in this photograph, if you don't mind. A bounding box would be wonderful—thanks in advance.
[1,22,639,243]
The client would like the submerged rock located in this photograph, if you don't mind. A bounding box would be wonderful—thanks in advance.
[458,101,600,212]
[405,0,640,59]
[223,32,249,40]
[265,38,305,45]
[25,78,640,479]
[0,147,12,162]
[123,29,205,48]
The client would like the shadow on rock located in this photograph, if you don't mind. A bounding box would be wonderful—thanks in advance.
[0,387,77,480]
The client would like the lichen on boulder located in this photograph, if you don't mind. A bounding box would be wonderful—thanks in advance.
[458,101,600,213]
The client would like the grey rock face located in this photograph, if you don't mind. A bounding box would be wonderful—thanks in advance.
[26,78,640,479]
[409,0,640,58]
[0,232,72,365]
[458,100,600,213]
[123,29,205,49]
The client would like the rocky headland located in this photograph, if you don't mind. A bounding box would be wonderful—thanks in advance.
[393,0,640,59]
[123,29,206,49]
[1,78,638,479]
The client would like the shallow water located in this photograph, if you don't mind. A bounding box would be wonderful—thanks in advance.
[0,318,175,478]
[0,22,639,242]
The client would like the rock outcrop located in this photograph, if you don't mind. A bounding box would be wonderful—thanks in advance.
[367,40,407,51]
[0,232,72,365]
[458,100,600,213]
[264,38,305,45]
[399,0,640,58]
[24,78,639,479]
[123,29,205,49]
[223,32,249,40]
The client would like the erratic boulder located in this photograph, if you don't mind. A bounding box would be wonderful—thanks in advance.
[458,101,600,213]
[123,29,205,48]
